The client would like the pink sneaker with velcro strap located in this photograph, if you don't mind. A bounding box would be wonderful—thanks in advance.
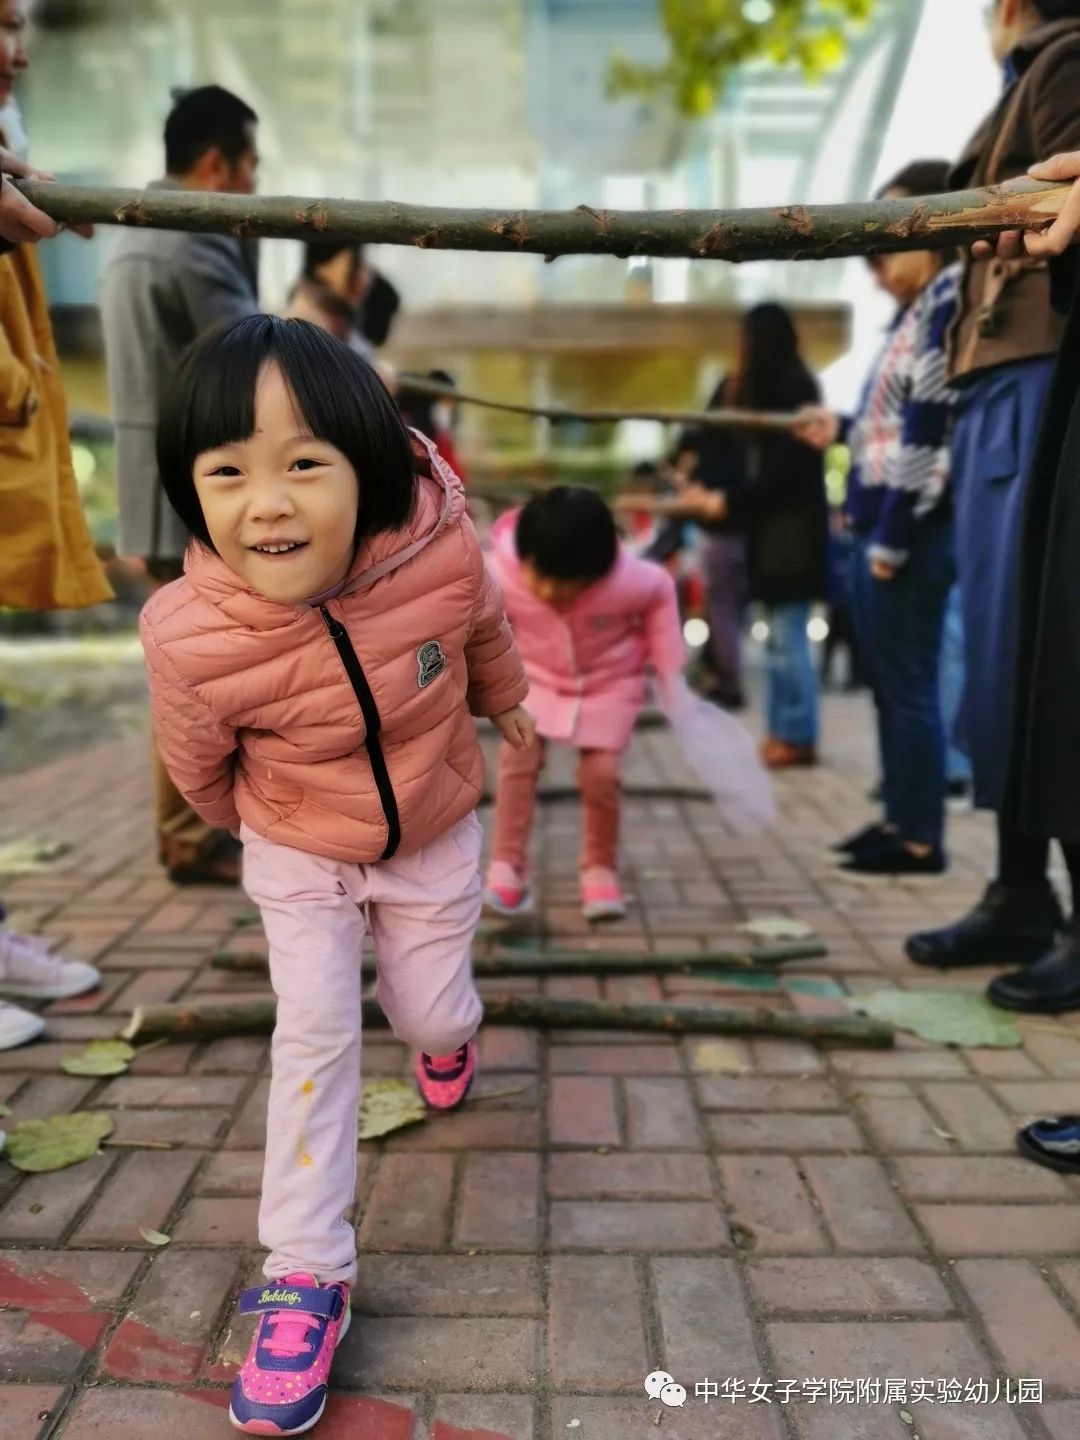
[229,1272,350,1435]
[581,867,628,923]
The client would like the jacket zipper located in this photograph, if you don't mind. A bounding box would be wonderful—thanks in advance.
[319,606,401,860]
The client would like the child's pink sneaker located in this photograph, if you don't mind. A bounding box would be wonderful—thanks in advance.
[415,1039,477,1110]
[483,861,533,917]
[581,867,628,923]
[229,1273,350,1435]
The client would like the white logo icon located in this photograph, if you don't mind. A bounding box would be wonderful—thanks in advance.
[659,1382,687,1407]
[644,1370,675,1400]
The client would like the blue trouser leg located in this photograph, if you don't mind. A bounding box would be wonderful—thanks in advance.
[939,585,972,785]
[766,602,818,747]
[951,359,1054,810]
[866,520,956,848]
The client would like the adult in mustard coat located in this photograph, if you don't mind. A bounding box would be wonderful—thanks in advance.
[0,239,112,610]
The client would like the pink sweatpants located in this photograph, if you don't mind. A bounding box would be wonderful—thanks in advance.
[491,739,622,872]
[239,813,484,1288]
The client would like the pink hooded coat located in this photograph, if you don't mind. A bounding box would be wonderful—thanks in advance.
[140,440,527,864]
[488,508,685,752]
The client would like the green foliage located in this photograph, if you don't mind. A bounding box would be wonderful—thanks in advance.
[608,0,878,118]
[845,991,1022,1049]
[60,1040,135,1078]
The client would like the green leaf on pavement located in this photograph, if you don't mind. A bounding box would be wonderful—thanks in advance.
[737,916,815,941]
[6,1112,115,1172]
[692,1042,747,1074]
[60,1039,135,1077]
[0,837,72,874]
[844,990,1021,1049]
[358,1079,426,1141]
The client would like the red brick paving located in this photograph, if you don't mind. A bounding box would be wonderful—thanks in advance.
[0,697,1077,1437]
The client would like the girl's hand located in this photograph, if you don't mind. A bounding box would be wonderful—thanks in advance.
[973,151,1080,261]
[493,705,536,750]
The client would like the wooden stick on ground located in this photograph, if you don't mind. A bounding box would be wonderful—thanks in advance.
[478,784,713,805]
[210,941,827,977]
[123,993,891,1048]
[17,176,1068,262]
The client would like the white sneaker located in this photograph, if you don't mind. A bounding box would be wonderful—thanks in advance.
[0,1000,45,1051]
[0,929,102,1000]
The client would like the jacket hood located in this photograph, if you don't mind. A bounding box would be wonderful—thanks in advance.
[1013,17,1080,74]
[183,428,464,627]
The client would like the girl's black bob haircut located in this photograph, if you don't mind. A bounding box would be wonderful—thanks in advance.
[515,486,618,582]
[156,314,416,552]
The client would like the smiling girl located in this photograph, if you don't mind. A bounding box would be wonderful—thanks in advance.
[140,314,532,1435]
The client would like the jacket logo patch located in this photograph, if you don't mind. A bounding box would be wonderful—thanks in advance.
[417,640,446,689]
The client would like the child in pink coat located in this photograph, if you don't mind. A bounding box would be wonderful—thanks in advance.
[139,315,532,1436]
[485,487,685,920]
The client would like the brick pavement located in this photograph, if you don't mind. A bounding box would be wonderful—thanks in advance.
[0,691,1078,1439]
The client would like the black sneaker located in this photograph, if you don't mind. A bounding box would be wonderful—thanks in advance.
[839,837,945,878]
[831,822,891,856]
[905,881,1064,970]
[988,936,1080,1014]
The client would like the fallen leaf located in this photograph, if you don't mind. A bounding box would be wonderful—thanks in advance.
[844,990,1021,1049]
[0,837,71,874]
[692,1042,746,1074]
[931,1125,957,1142]
[737,915,814,941]
[28,1202,42,1214]
[899,1411,914,1427]
[138,1227,171,1246]
[567,1422,581,1430]
[60,1039,135,1078]
[0,1103,9,1116]
[6,1112,115,1172]
[471,1085,527,1102]
[358,1078,426,1141]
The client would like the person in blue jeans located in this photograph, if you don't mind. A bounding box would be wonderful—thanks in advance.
[722,305,827,768]
[939,585,973,798]
[797,160,961,876]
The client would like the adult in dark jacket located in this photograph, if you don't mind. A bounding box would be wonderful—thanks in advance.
[729,304,827,768]
[904,0,1080,976]
[99,85,260,889]
[954,140,1080,1015]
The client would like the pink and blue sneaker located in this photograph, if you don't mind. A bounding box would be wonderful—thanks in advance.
[229,1272,350,1435]
[415,1040,477,1110]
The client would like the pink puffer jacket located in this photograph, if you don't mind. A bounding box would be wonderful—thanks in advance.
[140,441,527,864]
[488,509,685,751]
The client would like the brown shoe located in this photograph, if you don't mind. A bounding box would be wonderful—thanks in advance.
[762,741,817,770]
[166,835,241,887]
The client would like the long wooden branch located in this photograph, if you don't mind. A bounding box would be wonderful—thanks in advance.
[122,995,892,1047]
[401,374,798,431]
[209,941,828,977]
[18,177,1067,262]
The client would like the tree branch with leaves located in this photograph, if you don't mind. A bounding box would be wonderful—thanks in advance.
[608,0,879,118]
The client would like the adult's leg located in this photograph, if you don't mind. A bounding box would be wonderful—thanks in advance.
[369,813,484,1057]
[988,837,1080,1013]
[869,520,954,850]
[766,602,818,749]
[907,365,1062,968]
[939,585,973,787]
[489,737,547,874]
[242,826,365,1287]
[700,533,747,703]
[850,536,891,824]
